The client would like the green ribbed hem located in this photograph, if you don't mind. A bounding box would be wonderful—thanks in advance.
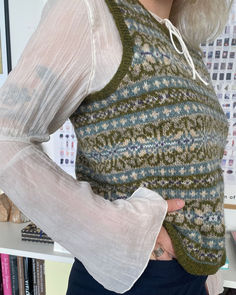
[84,0,134,104]
[164,221,226,275]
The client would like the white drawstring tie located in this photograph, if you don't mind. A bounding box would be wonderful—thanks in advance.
[153,14,209,86]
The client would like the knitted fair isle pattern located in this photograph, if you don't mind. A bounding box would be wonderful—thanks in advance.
[69,0,229,275]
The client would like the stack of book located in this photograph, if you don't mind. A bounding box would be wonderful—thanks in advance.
[21,223,54,244]
[0,254,45,295]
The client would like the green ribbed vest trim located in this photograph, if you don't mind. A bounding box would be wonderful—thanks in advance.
[164,221,226,275]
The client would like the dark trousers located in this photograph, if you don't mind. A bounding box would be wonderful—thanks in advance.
[66,257,208,295]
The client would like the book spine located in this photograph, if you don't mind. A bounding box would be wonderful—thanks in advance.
[0,256,4,295]
[32,259,38,295]
[17,257,25,295]
[21,238,53,244]
[9,255,19,295]
[28,259,33,295]
[36,260,40,295]
[37,260,45,295]
[23,257,31,295]
[22,234,52,240]
[0,254,12,295]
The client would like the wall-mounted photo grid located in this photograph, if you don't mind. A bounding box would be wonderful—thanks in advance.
[47,118,77,178]
[200,1,236,208]
[46,2,236,203]
[201,1,236,190]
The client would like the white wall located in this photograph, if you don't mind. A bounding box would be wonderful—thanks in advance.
[8,0,46,67]
[225,209,236,231]
[8,0,55,161]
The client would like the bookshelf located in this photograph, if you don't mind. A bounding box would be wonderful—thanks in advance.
[0,222,73,264]
[0,221,236,290]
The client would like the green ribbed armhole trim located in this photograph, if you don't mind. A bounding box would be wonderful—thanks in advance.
[85,0,134,103]
[163,221,226,275]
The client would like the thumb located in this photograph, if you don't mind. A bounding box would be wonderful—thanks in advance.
[167,199,185,212]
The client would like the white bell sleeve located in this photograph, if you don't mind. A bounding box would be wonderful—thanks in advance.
[0,0,167,293]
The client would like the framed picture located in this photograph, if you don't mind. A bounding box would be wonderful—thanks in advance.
[0,0,11,88]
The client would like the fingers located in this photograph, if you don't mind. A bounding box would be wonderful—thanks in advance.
[166,199,185,212]
[151,198,185,261]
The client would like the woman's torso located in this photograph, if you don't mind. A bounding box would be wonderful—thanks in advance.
[69,0,226,293]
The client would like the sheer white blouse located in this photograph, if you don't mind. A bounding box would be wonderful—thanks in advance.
[0,0,224,294]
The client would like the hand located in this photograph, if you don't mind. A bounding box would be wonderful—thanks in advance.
[152,199,185,261]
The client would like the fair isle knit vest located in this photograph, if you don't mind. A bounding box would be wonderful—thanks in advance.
[70,0,229,275]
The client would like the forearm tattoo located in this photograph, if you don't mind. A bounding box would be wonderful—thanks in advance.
[1,65,58,106]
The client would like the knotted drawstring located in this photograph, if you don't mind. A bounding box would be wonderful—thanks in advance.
[153,13,209,86]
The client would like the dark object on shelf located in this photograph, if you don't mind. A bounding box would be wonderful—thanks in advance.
[21,223,54,244]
